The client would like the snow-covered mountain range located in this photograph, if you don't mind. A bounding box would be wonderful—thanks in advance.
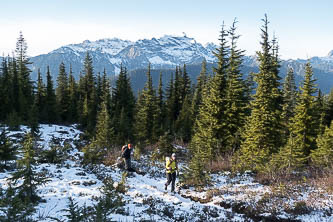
[30,35,217,79]
[27,34,333,93]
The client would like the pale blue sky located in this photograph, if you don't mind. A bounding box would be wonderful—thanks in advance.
[0,0,332,59]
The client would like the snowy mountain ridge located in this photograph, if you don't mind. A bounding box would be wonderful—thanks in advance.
[30,34,218,79]
[27,34,333,94]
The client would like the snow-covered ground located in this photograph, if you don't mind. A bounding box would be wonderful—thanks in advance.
[1,124,333,221]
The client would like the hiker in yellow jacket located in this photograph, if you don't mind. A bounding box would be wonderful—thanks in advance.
[165,153,179,193]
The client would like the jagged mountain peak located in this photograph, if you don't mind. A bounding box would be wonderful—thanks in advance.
[53,38,134,56]
[29,35,333,94]
[30,34,218,79]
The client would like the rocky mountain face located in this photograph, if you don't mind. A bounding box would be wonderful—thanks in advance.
[29,35,216,80]
[23,35,333,93]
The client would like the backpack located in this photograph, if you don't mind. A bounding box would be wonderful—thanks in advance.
[165,156,170,164]
[121,145,131,158]
[165,157,170,170]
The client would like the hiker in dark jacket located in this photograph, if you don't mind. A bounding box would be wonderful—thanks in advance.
[122,144,133,170]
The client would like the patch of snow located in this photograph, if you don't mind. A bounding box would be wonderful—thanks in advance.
[1,125,333,221]
[148,56,173,65]
[108,57,122,65]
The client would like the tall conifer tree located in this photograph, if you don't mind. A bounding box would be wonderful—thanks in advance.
[235,15,283,172]
[281,67,298,139]
[45,66,58,123]
[0,58,12,121]
[191,22,229,160]
[56,62,69,123]
[289,62,318,157]
[15,32,33,121]
[111,65,135,144]
[68,65,78,123]
[223,19,247,153]
[165,74,175,132]
[185,22,229,185]
[80,52,97,133]
[271,62,318,172]
[135,64,157,144]
[155,72,165,137]
[35,69,47,122]
[311,122,333,168]
[191,60,208,121]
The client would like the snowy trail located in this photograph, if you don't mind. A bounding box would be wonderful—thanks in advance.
[122,170,238,221]
[127,173,188,204]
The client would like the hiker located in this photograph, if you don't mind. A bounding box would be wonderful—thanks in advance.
[121,144,133,171]
[165,153,179,193]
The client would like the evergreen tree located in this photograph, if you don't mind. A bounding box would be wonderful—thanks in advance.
[324,88,333,127]
[81,52,97,133]
[11,133,49,203]
[244,71,256,113]
[101,69,112,113]
[270,134,307,175]
[68,65,78,123]
[270,62,319,173]
[111,65,135,144]
[56,62,70,123]
[96,72,103,111]
[180,64,191,104]
[77,71,85,127]
[15,32,33,121]
[281,67,298,139]
[152,132,174,161]
[0,128,16,169]
[83,90,114,163]
[175,95,193,142]
[311,122,333,168]
[186,22,229,185]
[155,72,165,137]
[0,58,12,121]
[0,184,35,221]
[190,21,229,161]
[314,89,326,136]
[175,64,193,141]
[235,15,283,172]
[223,19,247,153]
[183,145,210,187]
[171,67,182,125]
[165,73,175,132]
[9,58,21,119]
[289,62,318,157]
[191,60,208,120]
[45,66,58,123]
[135,63,158,145]
[28,100,40,136]
[35,69,47,122]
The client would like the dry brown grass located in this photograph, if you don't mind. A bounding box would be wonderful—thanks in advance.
[103,149,122,166]
[208,154,233,173]
[254,166,333,195]
[309,168,333,194]
[254,170,303,185]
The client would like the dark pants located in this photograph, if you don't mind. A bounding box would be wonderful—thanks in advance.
[123,157,131,170]
[165,172,176,191]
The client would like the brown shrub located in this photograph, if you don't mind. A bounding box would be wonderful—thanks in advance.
[103,149,122,166]
[309,168,333,193]
[208,154,232,173]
